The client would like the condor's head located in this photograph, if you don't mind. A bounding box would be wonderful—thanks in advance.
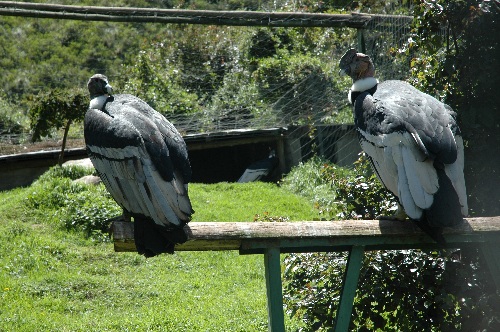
[88,74,113,110]
[339,48,376,81]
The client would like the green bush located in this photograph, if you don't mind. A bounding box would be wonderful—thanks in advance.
[281,155,500,331]
[325,155,396,220]
[280,154,396,220]
[61,191,121,240]
[0,97,27,135]
[26,166,121,240]
[284,247,500,331]
[254,54,335,125]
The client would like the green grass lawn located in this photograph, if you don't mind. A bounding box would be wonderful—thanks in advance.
[0,172,318,331]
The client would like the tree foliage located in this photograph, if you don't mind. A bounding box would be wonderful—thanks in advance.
[0,0,211,107]
[405,0,499,129]
[28,88,88,163]
[281,156,500,331]
[400,0,500,217]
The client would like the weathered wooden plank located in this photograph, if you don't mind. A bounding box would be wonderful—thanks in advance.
[112,217,500,252]
[110,217,500,332]
[0,2,375,28]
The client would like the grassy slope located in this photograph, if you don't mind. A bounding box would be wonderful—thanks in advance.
[0,181,317,331]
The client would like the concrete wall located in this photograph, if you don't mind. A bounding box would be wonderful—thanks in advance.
[0,148,88,191]
[0,125,361,190]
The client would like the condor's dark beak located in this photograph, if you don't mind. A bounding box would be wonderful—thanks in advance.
[105,83,113,95]
[338,48,357,77]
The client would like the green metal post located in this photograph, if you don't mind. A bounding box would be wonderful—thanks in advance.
[481,238,500,291]
[264,247,285,332]
[357,28,366,53]
[334,245,365,332]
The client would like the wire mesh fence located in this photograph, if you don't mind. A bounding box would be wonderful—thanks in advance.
[0,3,420,167]
[156,14,418,166]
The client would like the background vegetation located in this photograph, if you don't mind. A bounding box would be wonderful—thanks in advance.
[1,0,499,331]
[2,1,497,135]
[281,155,500,331]
[1,0,416,140]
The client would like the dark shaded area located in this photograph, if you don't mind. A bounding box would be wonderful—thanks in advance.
[188,141,279,183]
[464,127,500,217]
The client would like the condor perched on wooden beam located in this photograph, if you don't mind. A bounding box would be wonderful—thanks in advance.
[339,49,468,241]
[84,74,194,257]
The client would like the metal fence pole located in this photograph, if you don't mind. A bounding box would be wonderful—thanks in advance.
[264,247,285,332]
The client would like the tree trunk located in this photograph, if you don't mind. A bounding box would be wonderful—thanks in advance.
[58,119,72,166]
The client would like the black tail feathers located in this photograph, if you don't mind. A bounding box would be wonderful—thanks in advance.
[415,167,465,244]
[134,217,188,257]
[414,219,446,244]
[425,167,463,228]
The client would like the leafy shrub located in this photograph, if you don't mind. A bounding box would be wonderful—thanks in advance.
[60,190,121,240]
[280,154,396,220]
[281,155,500,331]
[28,88,88,164]
[324,155,397,220]
[27,177,87,210]
[253,54,335,125]
[26,166,121,240]
[284,248,500,331]
[0,97,28,135]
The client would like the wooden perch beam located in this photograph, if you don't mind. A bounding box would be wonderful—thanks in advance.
[112,217,500,332]
[112,217,500,253]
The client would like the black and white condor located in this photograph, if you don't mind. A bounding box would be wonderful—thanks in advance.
[339,49,468,240]
[84,74,194,257]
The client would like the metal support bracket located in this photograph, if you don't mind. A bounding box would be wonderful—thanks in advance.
[481,237,500,291]
[264,247,285,332]
[334,245,365,331]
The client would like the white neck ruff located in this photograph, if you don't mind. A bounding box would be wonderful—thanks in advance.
[347,77,379,104]
[89,95,109,110]
[351,77,379,92]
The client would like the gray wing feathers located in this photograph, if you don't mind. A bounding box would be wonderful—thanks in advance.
[400,146,436,209]
[88,143,190,226]
[360,130,440,220]
[358,81,467,220]
[85,94,193,229]
[444,136,468,216]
